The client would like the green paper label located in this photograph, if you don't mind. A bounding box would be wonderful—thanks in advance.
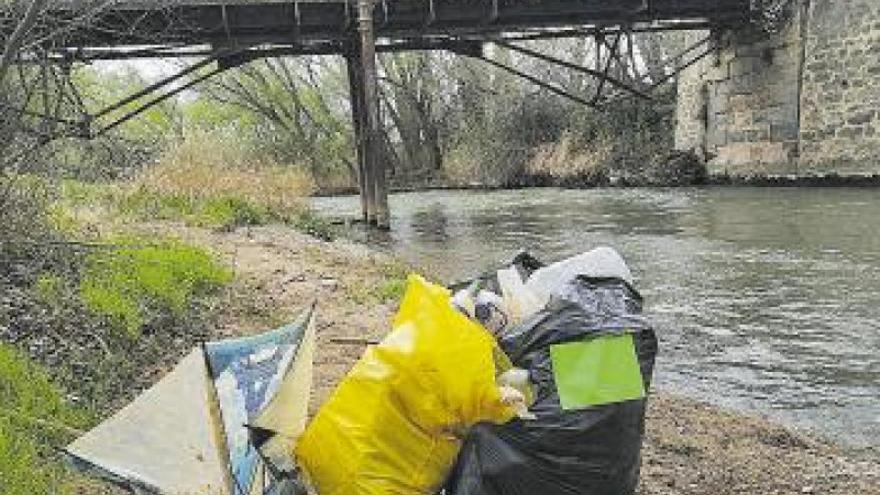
[550,333,645,410]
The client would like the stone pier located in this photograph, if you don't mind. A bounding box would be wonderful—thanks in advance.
[675,0,880,177]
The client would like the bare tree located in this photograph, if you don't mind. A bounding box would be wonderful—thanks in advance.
[200,56,356,182]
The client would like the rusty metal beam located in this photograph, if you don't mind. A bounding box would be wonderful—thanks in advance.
[593,32,622,104]
[94,64,229,137]
[93,53,224,118]
[472,54,599,109]
[493,40,651,100]
[11,0,752,53]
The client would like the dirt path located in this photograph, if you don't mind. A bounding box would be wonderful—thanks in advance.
[162,224,878,495]
[149,223,403,408]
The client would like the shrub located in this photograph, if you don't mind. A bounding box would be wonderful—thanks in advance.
[110,131,321,232]
[80,238,233,336]
[140,130,314,212]
[524,132,611,184]
[292,210,337,241]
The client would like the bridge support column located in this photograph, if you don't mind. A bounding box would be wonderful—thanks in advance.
[346,46,371,224]
[346,0,389,229]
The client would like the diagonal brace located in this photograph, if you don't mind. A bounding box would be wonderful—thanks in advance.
[493,40,651,101]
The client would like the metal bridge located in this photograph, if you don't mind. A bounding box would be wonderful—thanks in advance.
[9,0,753,227]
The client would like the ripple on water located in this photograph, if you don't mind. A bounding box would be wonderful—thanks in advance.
[314,187,880,447]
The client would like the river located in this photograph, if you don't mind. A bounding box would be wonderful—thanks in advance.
[313,187,880,447]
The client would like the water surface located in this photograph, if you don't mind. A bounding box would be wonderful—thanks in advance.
[314,187,880,447]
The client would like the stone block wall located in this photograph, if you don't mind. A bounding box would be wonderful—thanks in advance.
[675,0,880,177]
[674,30,712,157]
[798,0,880,174]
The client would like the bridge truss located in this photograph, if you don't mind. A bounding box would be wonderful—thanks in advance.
[2,0,753,227]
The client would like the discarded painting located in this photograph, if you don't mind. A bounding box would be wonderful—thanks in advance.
[64,305,317,495]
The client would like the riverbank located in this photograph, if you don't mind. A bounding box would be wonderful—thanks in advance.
[163,223,878,495]
[315,173,880,198]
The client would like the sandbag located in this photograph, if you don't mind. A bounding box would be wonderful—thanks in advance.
[445,275,658,495]
[295,275,515,495]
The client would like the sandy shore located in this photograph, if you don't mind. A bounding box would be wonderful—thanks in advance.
[144,224,880,494]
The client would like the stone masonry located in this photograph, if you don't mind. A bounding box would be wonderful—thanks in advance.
[675,0,880,177]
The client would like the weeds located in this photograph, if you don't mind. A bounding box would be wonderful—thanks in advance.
[525,132,611,182]
[79,238,233,336]
[135,132,313,211]
[52,135,334,236]
[345,263,409,304]
[0,345,91,495]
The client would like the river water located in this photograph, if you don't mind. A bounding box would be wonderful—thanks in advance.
[313,187,880,447]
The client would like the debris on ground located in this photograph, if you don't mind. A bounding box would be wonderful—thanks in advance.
[64,225,880,495]
[65,306,317,495]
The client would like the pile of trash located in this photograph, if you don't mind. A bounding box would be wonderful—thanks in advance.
[65,247,657,495]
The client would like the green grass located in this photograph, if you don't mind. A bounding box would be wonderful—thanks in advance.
[291,210,337,241]
[116,188,337,238]
[0,345,92,495]
[80,237,233,336]
[55,179,337,239]
[374,277,408,302]
[117,189,270,230]
[345,264,409,305]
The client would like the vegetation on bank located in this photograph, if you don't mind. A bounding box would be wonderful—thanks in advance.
[1,234,233,492]
[77,239,233,337]
[344,264,409,305]
[54,130,337,239]
[6,35,701,194]
[0,345,94,495]
[0,170,287,492]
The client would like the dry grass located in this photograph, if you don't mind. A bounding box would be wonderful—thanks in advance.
[106,131,337,237]
[524,132,611,180]
[134,131,315,213]
[53,131,335,238]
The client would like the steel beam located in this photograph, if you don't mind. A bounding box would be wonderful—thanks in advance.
[19,0,752,52]
[493,40,651,100]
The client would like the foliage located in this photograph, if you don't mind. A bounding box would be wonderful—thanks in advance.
[374,277,408,303]
[0,345,91,495]
[197,57,355,189]
[36,65,180,181]
[292,210,337,242]
[117,129,318,231]
[524,132,611,183]
[80,238,233,336]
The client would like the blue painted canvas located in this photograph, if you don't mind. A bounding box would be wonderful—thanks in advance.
[204,315,310,494]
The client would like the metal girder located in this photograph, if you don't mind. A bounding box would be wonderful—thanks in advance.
[478,26,720,110]
[471,54,600,109]
[493,39,651,101]
[2,0,741,145]
[593,32,622,104]
[94,64,230,137]
[10,0,751,55]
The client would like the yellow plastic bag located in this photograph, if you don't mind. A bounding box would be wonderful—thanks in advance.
[295,275,515,495]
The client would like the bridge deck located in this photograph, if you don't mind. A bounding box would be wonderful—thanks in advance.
[49,0,750,54]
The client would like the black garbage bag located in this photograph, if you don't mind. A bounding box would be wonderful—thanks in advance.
[445,275,658,495]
